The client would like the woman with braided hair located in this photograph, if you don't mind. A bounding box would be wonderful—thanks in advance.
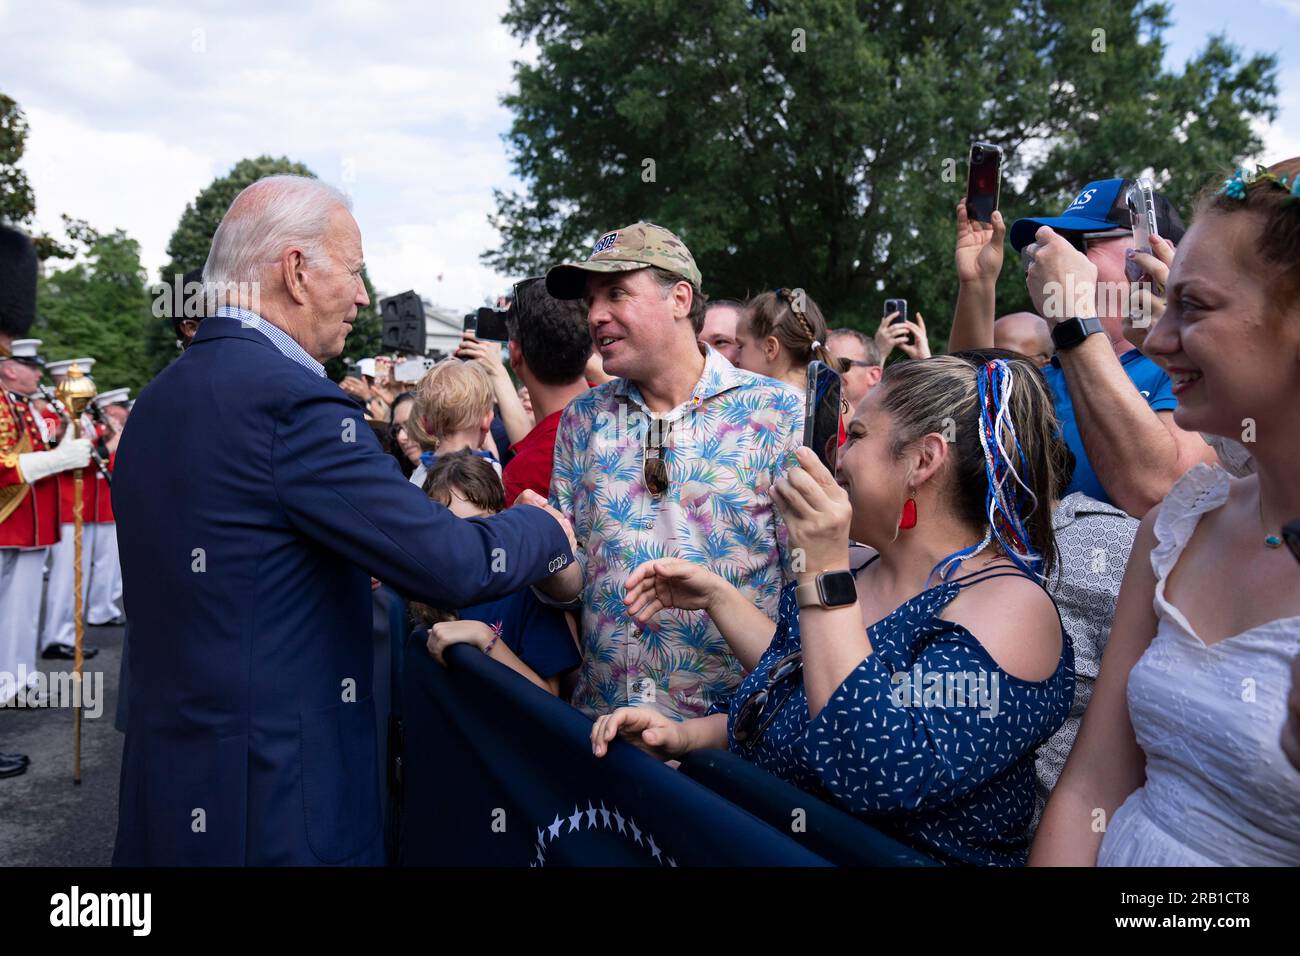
[1032,158,1300,866]
[733,287,842,393]
[591,349,1076,866]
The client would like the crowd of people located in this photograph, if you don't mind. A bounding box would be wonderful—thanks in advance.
[2,153,1298,867]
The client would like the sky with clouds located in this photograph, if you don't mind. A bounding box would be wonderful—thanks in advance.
[2,0,1296,313]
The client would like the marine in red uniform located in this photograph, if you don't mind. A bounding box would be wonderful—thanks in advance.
[0,339,91,702]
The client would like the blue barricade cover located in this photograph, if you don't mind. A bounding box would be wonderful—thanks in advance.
[398,637,830,866]
[678,749,940,866]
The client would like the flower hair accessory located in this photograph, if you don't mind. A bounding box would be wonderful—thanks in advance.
[1217,165,1300,201]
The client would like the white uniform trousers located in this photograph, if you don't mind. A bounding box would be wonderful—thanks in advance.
[87,521,122,624]
[0,547,47,704]
[38,523,96,652]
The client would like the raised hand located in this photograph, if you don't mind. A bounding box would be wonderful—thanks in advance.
[771,445,852,576]
[623,557,722,627]
[1025,225,1098,323]
[955,200,1006,285]
[1125,234,1174,353]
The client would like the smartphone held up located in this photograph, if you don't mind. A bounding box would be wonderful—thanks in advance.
[1125,177,1159,282]
[803,360,843,475]
[884,298,912,347]
[965,142,1002,224]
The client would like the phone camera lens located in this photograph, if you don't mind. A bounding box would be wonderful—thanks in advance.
[972,147,984,162]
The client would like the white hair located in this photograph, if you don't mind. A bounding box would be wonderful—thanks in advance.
[203,175,352,289]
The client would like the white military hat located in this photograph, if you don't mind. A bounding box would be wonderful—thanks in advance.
[45,356,96,379]
[94,387,130,408]
[4,338,43,366]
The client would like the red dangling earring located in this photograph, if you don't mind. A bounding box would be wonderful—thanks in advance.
[899,496,918,530]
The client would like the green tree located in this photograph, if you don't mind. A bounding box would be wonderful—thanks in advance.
[486,0,1277,346]
[34,216,153,394]
[0,91,72,260]
[0,92,35,226]
[154,155,382,380]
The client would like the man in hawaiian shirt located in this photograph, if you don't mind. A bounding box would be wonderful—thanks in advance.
[540,222,803,720]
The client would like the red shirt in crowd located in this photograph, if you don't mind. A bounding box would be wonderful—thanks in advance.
[502,410,565,505]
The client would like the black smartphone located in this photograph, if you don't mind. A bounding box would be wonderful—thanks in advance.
[803,360,842,474]
[966,142,1002,224]
[462,313,478,335]
[884,298,912,346]
[475,307,511,342]
[1284,518,1300,566]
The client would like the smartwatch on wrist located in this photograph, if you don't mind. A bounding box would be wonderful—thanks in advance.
[1050,316,1104,351]
[795,570,858,609]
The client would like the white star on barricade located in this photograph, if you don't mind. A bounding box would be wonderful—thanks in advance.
[530,802,672,867]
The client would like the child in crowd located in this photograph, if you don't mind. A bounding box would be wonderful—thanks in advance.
[405,359,501,488]
[410,451,580,696]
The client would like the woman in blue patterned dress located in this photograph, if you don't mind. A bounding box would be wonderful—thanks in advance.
[591,352,1075,865]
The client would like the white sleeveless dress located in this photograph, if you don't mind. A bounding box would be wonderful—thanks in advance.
[1098,464,1300,866]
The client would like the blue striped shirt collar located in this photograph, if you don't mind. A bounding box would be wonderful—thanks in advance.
[214,305,325,378]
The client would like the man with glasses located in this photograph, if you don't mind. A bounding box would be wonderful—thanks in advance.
[542,222,804,721]
[827,328,883,413]
[1013,179,1216,516]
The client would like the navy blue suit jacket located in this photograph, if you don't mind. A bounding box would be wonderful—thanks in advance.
[111,318,571,866]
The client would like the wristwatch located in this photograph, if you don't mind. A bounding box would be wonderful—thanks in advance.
[795,570,858,609]
[1050,316,1104,351]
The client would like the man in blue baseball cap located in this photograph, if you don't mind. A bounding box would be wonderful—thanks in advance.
[1014,178,1216,516]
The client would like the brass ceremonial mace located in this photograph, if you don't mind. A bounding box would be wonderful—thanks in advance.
[55,363,96,784]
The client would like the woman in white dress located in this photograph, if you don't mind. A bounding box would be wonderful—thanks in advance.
[1031,158,1300,866]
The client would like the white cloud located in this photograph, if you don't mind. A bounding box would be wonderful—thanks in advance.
[21,106,216,275]
[4,0,536,311]
[1250,65,1300,165]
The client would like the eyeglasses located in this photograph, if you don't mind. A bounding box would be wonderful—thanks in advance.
[732,650,803,748]
[642,416,673,496]
[1066,228,1132,254]
[840,359,878,369]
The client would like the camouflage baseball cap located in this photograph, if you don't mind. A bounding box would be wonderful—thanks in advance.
[545,222,702,300]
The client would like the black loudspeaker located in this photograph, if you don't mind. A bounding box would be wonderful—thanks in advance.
[379,290,426,354]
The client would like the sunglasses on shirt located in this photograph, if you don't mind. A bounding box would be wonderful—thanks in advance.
[642,415,673,496]
[732,650,804,749]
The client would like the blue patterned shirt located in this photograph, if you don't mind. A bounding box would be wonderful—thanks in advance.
[550,345,804,720]
[214,306,325,377]
[720,563,1074,866]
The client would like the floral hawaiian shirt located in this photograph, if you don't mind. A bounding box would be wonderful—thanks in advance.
[550,345,804,720]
